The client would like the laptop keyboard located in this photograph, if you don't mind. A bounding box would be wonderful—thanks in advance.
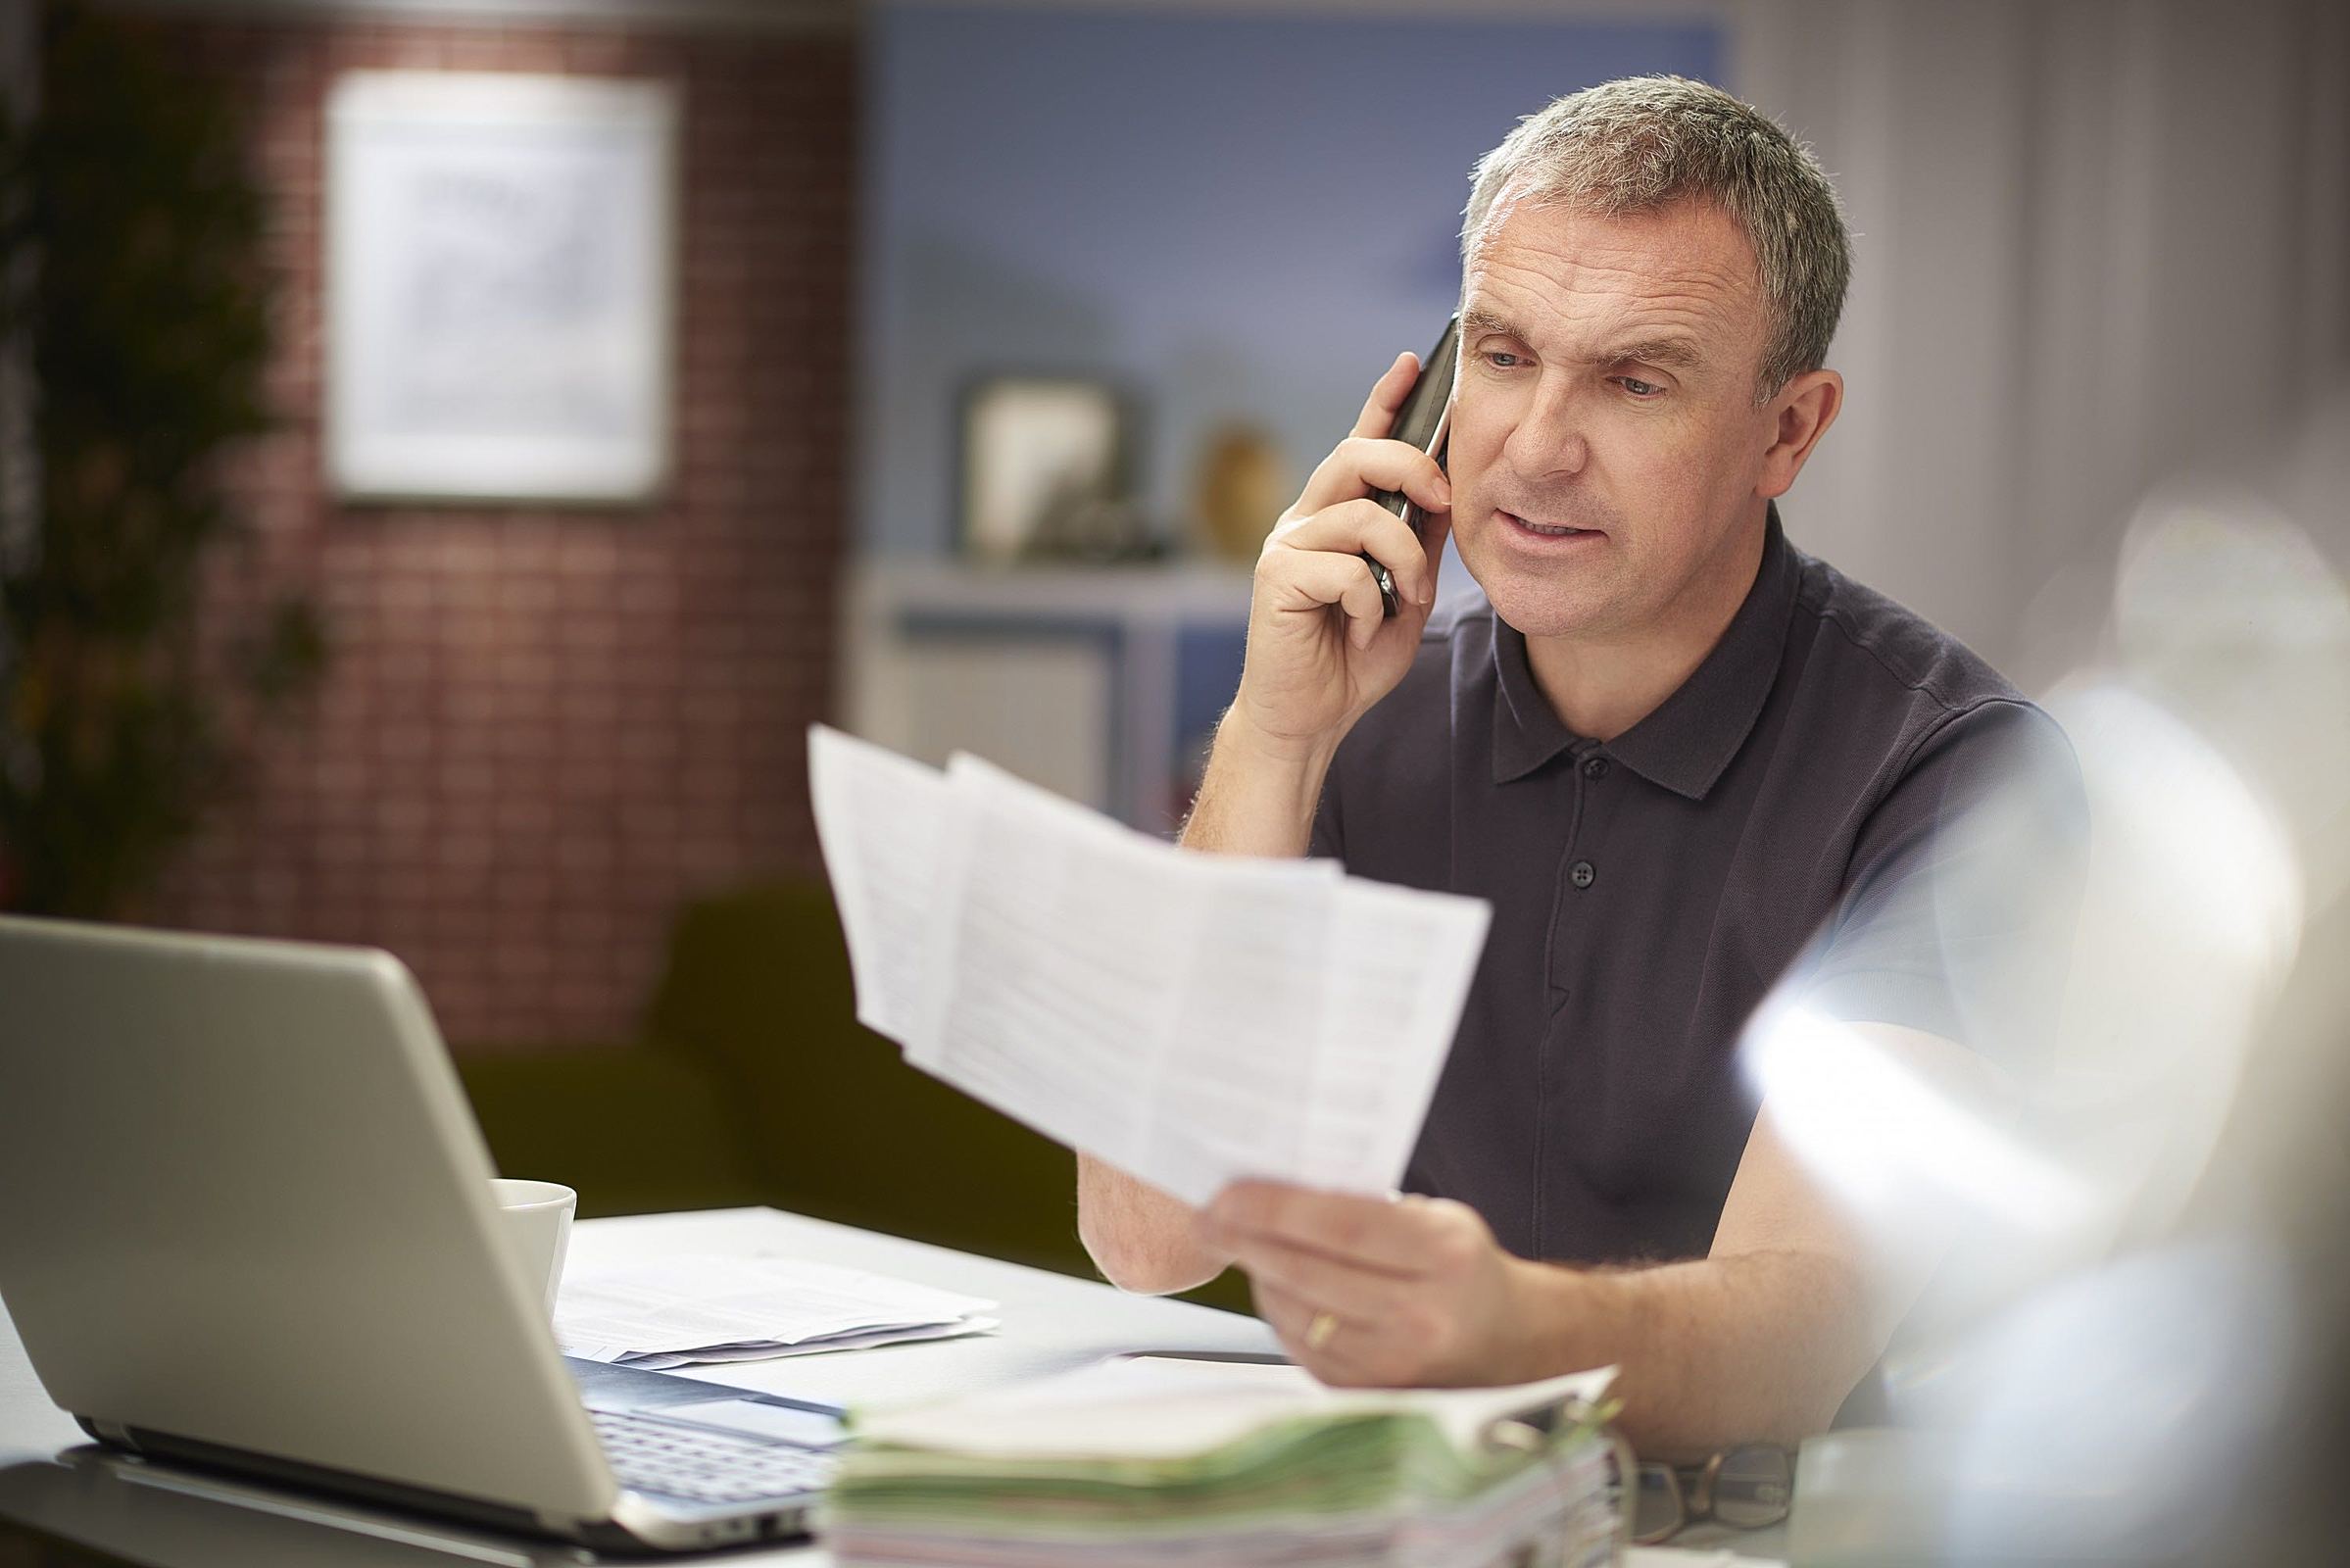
[589,1407,838,1506]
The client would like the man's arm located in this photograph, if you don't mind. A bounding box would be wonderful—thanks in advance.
[1077,350,1453,1296]
[1509,707,2083,1449]
[1204,1023,1997,1459]
[1077,711,1337,1294]
[1512,1024,1992,1456]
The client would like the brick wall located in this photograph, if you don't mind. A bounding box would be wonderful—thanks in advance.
[134,13,856,1047]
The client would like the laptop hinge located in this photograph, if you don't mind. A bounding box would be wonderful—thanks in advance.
[85,1418,140,1450]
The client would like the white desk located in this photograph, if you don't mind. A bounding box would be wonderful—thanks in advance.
[0,1205,1787,1565]
[0,1206,1277,1565]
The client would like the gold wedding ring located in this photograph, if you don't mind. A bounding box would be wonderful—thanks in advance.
[1305,1310,1339,1350]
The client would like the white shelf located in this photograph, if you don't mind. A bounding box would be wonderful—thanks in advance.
[848,557,1256,624]
[840,555,1257,830]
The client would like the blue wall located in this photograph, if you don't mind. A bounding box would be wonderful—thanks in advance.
[857,4,1722,556]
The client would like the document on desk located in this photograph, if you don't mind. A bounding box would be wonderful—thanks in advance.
[808,724,1492,1206]
[557,1253,999,1370]
[857,1354,1617,1460]
[830,1356,1623,1567]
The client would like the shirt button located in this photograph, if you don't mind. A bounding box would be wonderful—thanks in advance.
[1570,859,1596,889]
[1583,757,1610,780]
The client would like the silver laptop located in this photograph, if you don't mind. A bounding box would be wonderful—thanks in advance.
[0,913,840,1551]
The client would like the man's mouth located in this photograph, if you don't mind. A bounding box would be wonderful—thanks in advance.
[1500,510,1604,540]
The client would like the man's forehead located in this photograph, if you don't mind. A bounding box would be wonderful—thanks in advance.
[1461,198,1762,358]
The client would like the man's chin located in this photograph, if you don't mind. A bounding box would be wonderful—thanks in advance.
[1462,561,1616,641]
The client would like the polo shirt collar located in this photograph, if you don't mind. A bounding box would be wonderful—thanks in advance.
[1491,504,1799,799]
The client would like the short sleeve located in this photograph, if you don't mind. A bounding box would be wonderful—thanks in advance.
[1792,699,2088,1072]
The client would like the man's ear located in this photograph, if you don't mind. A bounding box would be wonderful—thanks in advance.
[1757,368,1843,501]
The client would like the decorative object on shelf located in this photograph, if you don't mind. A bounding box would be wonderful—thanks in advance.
[0,1,329,919]
[325,71,676,505]
[956,373,1150,563]
[1192,421,1288,564]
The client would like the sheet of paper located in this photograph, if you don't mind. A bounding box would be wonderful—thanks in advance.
[808,727,1492,1206]
[919,754,1438,1203]
[1301,875,1493,1191]
[1116,865,1342,1200]
[808,725,951,1042]
[910,752,1195,1085]
[556,1253,997,1367]
[588,1318,1001,1370]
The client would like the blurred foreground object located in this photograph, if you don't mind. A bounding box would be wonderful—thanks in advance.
[0,3,324,918]
[1759,392,2350,1564]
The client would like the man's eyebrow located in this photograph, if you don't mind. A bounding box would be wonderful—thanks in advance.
[1459,304,1526,343]
[1460,306,1703,372]
[1598,337,1704,371]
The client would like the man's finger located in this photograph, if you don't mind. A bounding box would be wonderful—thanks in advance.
[1227,1226,1417,1313]
[1251,1277,1384,1386]
[1346,351,1419,440]
[1259,549,1388,650]
[1274,501,1431,605]
[1295,436,1453,518]
[1207,1180,1434,1275]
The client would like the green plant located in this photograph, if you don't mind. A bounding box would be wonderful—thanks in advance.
[0,2,326,918]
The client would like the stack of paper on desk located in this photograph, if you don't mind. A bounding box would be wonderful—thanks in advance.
[808,725,1492,1205]
[821,1356,1623,1568]
[555,1254,999,1369]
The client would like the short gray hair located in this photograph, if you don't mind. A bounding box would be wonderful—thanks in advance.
[1460,75,1851,400]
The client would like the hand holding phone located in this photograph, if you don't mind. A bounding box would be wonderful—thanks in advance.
[1229,324,1457,759]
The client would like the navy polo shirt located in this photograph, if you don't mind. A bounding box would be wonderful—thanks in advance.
[1308,508,2086,1266]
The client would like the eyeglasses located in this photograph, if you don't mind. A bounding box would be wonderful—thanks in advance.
[1629,1445,1794,1545]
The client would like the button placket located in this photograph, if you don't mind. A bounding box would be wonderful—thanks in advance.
[1549,746,1622,999]
[1569,754,1607,888]
[1542,759,1591,1005]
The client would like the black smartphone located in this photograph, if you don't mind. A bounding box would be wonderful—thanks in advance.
[1364,313,1459,617]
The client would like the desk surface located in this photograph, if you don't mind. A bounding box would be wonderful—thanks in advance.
[0,1205,1784,1565]
[0,1205,1274,1565]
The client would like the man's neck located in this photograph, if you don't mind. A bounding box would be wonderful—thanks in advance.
[1524,513,1768,743]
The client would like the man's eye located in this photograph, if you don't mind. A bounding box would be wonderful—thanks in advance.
[1482,351,1523,369]
[1617,376,1663,398]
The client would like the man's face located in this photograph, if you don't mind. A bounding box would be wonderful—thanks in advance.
[1446,194,1781,641]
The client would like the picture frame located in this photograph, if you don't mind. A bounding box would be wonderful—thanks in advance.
[955,374,1145,562]
[324,71,678,505]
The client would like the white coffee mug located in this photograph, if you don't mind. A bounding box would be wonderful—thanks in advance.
[490,1178,575,1319]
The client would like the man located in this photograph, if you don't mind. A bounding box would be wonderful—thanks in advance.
[1077,76,2082,1459]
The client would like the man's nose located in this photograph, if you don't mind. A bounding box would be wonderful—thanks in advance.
[1500,375,1591,481]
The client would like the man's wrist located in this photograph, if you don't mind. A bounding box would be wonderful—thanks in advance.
[1496,1255,1602,1386]
[1180,707,1346,858]
[1215,704,1346,782]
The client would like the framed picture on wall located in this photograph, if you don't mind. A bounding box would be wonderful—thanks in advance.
[955,374,1147,562]
[325,72,677,504]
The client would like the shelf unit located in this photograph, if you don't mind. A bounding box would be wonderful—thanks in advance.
[841,558,1256,831]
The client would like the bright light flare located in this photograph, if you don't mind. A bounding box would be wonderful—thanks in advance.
[1744,1002,2095,1244]
[2108,486,2350,908]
